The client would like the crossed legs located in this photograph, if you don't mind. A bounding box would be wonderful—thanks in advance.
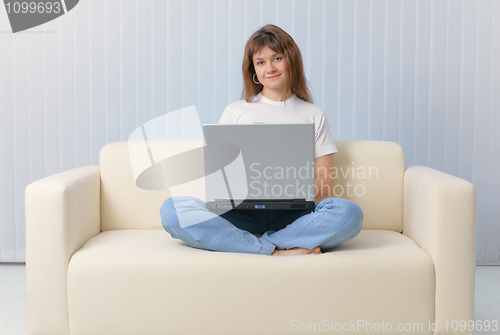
[160,196,363,256]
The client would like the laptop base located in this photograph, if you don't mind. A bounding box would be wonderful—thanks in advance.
[206,199,315,211]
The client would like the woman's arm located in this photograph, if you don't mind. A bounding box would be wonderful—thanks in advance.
[314,153,335,202]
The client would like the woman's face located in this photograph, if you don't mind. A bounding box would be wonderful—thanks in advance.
[252,46,291,100]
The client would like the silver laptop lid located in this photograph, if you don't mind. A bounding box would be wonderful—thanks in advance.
[203,123,315,203]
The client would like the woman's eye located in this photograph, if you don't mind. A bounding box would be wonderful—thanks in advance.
[256,61,263,65]
[275,57,282,61]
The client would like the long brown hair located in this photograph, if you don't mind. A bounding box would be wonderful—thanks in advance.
[241,24,312,103]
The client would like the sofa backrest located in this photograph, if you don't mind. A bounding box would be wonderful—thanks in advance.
[99,140,404,232]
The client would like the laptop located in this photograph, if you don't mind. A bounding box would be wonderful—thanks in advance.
[203,123,315,211]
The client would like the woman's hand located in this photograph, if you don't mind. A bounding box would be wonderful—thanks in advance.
[314,154,335,202]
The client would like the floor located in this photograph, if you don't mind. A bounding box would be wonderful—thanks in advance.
[1,264,499,335]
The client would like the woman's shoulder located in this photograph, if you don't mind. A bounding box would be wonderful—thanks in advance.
[293,97,326,116]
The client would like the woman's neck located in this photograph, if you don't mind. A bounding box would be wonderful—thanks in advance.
[261,87,293,102]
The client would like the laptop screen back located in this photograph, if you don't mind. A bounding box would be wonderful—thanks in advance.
[203,124,315,203]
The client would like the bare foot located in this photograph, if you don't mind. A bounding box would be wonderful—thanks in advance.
[310,246,322,254]
[272,246,322,256]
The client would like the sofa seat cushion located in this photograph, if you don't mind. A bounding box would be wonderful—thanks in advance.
[68,230,434,335]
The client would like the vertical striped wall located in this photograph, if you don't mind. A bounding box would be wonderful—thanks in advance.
[0,0,499,264]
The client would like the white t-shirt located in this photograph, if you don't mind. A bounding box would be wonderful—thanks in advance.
[218,92,337,158]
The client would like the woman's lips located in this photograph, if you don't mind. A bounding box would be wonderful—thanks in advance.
[266,74,281,79]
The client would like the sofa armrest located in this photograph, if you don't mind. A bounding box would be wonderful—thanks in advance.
[403,165,476,333]
[26,165,101,335]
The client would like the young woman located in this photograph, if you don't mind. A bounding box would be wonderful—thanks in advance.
[160,24,363,256]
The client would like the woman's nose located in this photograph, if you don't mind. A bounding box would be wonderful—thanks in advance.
[267,63,276,73]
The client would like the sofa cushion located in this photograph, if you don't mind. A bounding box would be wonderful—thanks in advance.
[333,140,404,231]
[67,230,434,335]
[99,140,404,231]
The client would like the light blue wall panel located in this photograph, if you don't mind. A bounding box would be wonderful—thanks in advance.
[337,0,355,140]
[0,31,15,262]
[28,34,44,182]
[136,0,152,128]
[368,0,385,141]
[260,0,276,27]
[474,0,494,264]
[75,1,90,168]
[43,20,60,177]
[120,0,137,141]
[151,0,167,120]
[413,0,431,167]
[244,0,260,50]
[322,0,339,139]
[213,0,230,120]
[443,0,462,178]
[486,1,500,264]
[181,0,199,112]
[384,0,401,144]
[291,0,308,61]
[58,10,75,172]
[25,33,43,260]
[228,0,246,105]
[399,0,417,162]
[166,0,182,137]
[353,0,370,141]
[12,34,29,262]
[307,0,324,108]
[89,0,106,166]
[104,0,121,144]
[197,0,214,125]
[428,0,448,172]
[276,0,293,36]
[458,0,476,184]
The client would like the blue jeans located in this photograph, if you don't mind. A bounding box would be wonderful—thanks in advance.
[160,196,363,255]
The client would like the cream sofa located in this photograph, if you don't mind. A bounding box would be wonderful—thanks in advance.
[26,140,476,335]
